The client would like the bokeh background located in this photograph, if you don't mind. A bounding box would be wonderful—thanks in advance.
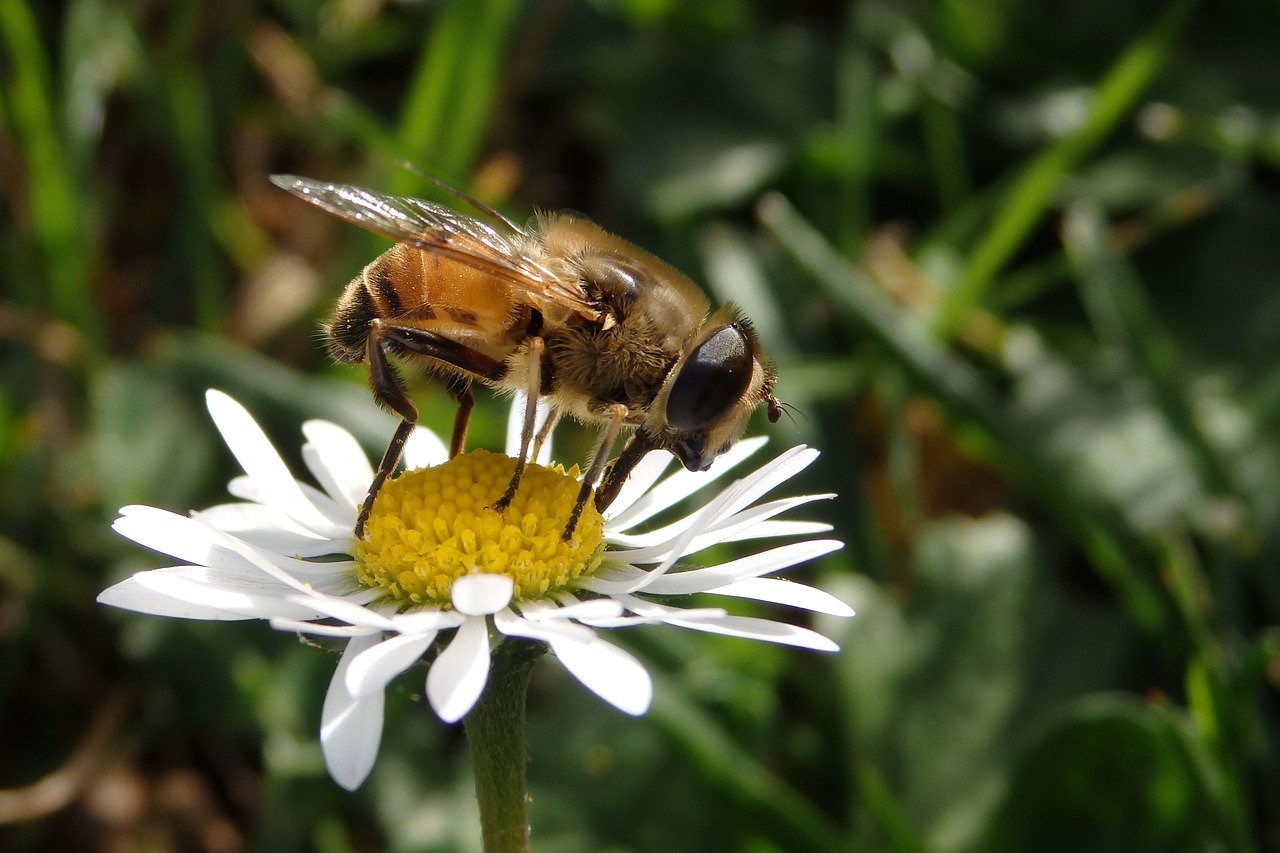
[3,0,1280,850]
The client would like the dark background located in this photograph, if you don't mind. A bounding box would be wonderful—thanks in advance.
[2,0,1279,850]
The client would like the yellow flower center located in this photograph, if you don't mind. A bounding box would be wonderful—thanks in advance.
[353,450,605,606]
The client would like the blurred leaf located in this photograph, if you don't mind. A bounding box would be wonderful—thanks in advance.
[649,139,785,220]
[85,363,212,512]
[1064,201,1236,499]
[62,0,142,156]
[644,660,856,853]
[1000,327,1201,535]
[0,0,100,342]
[831,514,1132,853]
[975,696,1241,853]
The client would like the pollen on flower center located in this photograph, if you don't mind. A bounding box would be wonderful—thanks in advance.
[353,449,605,606]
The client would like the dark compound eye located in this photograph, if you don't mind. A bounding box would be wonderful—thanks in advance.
[666,324,753,432]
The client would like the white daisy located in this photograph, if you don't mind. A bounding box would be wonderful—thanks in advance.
[100,390,851,790]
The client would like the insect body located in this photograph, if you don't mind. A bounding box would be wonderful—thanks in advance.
[271,174,780,538]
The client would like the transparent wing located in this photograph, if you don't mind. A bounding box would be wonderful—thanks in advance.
[271,175,601,319]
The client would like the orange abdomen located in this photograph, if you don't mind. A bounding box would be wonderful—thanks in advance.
[327,244,528,365]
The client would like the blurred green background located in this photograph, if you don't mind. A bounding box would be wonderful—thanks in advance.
[3,0,1280,850]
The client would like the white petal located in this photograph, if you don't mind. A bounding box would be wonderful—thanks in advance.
[403,426,448,470]
[605,436,767,531]
[720,520,834,541]
[576,563,649,592]
[321,633,385,791]
[615,449,827,588]
[132,568,324,617]
[710,578,856,616]
[114,508,334,594]
[301,419,374,507]
[550,632,652,715]
[198,500,323,539]
[693,446,817,527]
[296,478,358,529]
[504,392,556,464]
[657,610,839,651]
[618,479,745,590]
[114,506,236,566]
[116,505,348,602]
[492,610,651,715]
[518,597,624,622]
[493,607,589,641]
[426,617,491,723]
[636,540,844,595]
[195,503,346,557]
[98,573,258,620]
[451,574,513,616]
[703,446,820,528]
[345,631,436,699]
[699,494,834,541]
[282,593,395,631]
[606,493,832,552]
[205,390,336,532]
[226,476,350,540]
[270,618,374,637]
[391,608,465,634]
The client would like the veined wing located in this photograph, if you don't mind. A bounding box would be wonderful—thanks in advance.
[271,175,603,321]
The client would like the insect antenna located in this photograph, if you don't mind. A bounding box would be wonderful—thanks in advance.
[768,396,804,428]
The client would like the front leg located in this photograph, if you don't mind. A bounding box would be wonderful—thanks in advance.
[493,336,544,512]
[593,431,656,514]
[563,403,629,540]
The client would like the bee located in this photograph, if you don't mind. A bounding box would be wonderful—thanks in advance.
[271,173,781,539]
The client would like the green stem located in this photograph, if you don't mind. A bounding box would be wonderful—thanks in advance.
[464,639,545,853]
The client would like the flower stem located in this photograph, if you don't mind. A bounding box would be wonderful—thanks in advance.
[464,638,546,853]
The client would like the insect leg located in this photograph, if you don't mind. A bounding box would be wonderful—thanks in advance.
[354,320,508,539]
[492,337,544,512]
[356,322,420,537]
[531,406,562,461]
[359,419,416,537]
[563,403,629,541]
[593,431,656,513]
[377,324,509,380]
[441,374,474,458]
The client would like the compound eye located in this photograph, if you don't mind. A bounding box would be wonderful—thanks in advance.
[666,324,753,431]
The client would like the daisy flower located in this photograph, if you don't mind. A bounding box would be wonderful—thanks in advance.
[100,391,851,790]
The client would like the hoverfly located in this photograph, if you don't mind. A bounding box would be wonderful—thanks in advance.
[271,174,780,539]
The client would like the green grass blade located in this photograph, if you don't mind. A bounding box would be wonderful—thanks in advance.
[759,193,1173,639]
[0,0,101,345]
[392,0,523,189]
[932,0,1200,338]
